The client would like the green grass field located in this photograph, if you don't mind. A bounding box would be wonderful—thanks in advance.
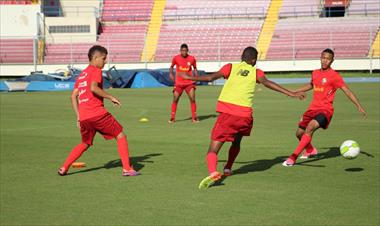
[1,83,379,225]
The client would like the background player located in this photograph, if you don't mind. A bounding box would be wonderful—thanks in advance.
[58,45,140,176]
[169,43,199,123]
[181,46,305,189]
[283,48,367,166]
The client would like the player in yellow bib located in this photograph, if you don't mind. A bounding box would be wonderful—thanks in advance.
[181,47,305,189]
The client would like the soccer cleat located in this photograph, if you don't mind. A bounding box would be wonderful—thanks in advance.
[198,171,222,189]
[122,168,141,177]
[58,167,68,176]
[282,157,295,167]
[192,117,200,123]
[223,167,232,176]
[300,148,318,159]
[168,118,175,123]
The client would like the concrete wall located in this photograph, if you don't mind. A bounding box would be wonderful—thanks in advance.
[1,59,379,76]
[44,16,97,43]
[60,0,100,17]
[0,5,41,37]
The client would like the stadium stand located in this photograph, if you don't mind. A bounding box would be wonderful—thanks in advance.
[0,0,33,4]
[347,0,380,15]
[279,0,321,18]
[1,0,379,64]
[163,0,271,20]
[44,24,148,63]
[155,21,264,62]
[0,38,34,63]
[101,0,154,21]
[266,16,380,59]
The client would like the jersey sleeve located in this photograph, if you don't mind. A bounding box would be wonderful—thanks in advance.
[256,69,266,83]
[333,72,346,89]
[218,63,232,79]
[74,80,78,89]
[92,69,102,84]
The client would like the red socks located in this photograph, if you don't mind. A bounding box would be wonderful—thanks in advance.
[171,101,177,119]
[206,152,218,174]
[117,136,132,171]
[225,146,240,169]
[191,101,197,119]
[291,134,312,160]
[62,143,88,169]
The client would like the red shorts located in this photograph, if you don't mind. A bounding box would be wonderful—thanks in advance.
[79,113,123,145]
[173,84,196,95]
[211,113,253,142]
[298,109,333,130]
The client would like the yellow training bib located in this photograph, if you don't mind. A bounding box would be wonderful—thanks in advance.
[218,62,257,107]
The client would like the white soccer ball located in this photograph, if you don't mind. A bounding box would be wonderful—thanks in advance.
[340,140,360,159]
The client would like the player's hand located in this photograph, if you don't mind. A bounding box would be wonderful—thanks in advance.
[289,91,306,100]
[110,96,121,107]
[358,106,367,118]
[169,73,174,81]
[76,120,81,129]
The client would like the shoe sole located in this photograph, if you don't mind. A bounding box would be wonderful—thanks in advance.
[198,174,221,189]
[282,161,294,167]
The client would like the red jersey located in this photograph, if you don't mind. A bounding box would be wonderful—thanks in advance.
[74,65,108,121]
[171,54,197,85]
[216,63,266,118]
[308,68,346,114]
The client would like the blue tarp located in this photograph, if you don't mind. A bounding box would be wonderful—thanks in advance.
[0,81,8,92]
[130,72,166,88]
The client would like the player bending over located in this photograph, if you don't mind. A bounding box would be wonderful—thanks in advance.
[282,48,367,166]
[181,46,305,189]
[58,45,140,176]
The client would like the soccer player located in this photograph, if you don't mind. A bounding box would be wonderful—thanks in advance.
[58,45,140,176]
[282,48,367,166]
[181,47,305,189]
[169,43,199,123]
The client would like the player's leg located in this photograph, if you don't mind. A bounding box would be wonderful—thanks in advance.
[224,134,243,176]
[185,87,198,122]
[116,132,141,176]
[58,120,94,176]
[58,143,90,176]
[169,88,183,123]
[283,120,320,166]
[297,127,318,159]
[199,140,224,189]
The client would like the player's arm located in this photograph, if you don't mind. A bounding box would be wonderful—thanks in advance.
[169,58,175,81]
[340,86,367,118]
[192,59,198,77]
[181,71,224,82]
[258,76,305,100]
[71,88,80,127]
[294,83,313,92]
[90,81,121,106]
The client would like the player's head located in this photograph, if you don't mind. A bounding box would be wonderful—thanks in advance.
[241,46,258,66]
[320,48,334,70]
[88,45,108,69]
[180,43,189,57]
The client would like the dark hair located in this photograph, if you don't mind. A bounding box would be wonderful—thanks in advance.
[322,48,334,58]
[88,45,108,61]
[241,46,258,61]
[180,43,188,50]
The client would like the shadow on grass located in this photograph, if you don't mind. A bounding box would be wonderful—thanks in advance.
[175,114,217,122]
[68,153,162,175]
[213,147,341,188]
